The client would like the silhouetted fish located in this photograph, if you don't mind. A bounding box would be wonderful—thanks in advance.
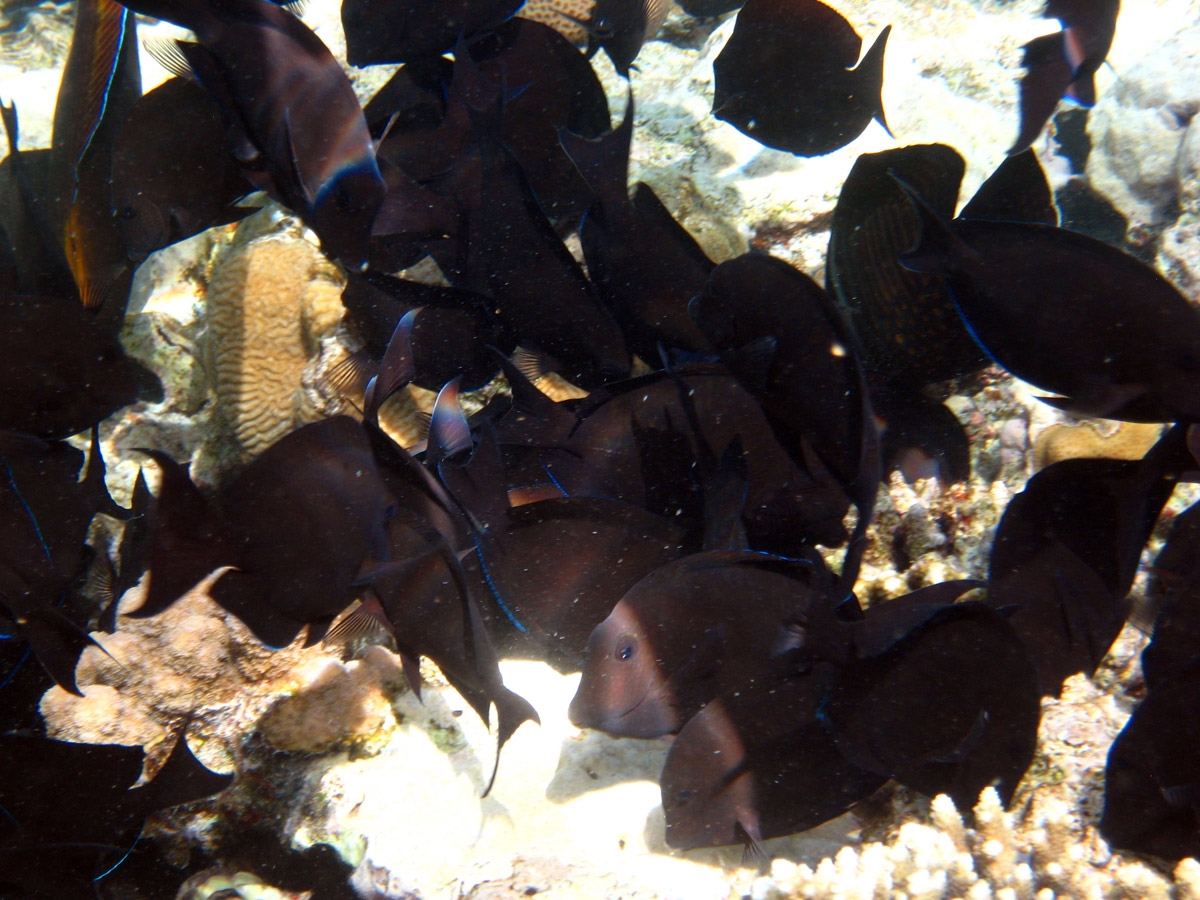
[460,89,629,388]
[1101,658,1200,862]
[827,600,1041,810]
[986,426,1188,695]
[661,669,885,860]
[52,0,142,310]
[828,144,1055,482]
[1143,500,1200,690]
[341,0,521,65]
[690,253,878,591]
[583,0,670,74]
[1009,0,1120,153]
[135,417,396,649]
[712,0,890,156]
[0,294,161,439]
[111,77,253,262]
[560,98,715,359]
[898,181,1200,423]
[496,359,851,553]
[0,429,123,693]
[569,550,826,737]
[127,0,385,268]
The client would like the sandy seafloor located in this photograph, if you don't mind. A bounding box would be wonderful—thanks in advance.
[6,0,1200,895]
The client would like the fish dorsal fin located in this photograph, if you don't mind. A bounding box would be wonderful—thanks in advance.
[144,36,193,79]
[364,307,420,423]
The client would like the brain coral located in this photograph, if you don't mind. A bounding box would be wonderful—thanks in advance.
[205,234,345,462]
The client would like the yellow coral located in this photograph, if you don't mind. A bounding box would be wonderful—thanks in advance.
[205,234,345,461]
[1032,421,1164,471]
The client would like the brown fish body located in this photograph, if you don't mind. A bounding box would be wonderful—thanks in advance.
[111,77,253,261]
[901,208,1200,423]
[211,416,396,648]
[661,669,885,855]
[0,294,161,439]
[712,0,890,156]
[569,551,824,737]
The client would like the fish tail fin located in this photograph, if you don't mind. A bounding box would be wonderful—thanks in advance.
[483,687,539,796]
[129,450,233,618]
[140,730,233,810]
[892,173,975,275]
[859,24,892,135]
[558,90,634,213]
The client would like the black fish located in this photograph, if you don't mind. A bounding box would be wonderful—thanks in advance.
[899,182,1200,423]
[569,550,827,737]
[459,89,629,388]
[0,730,231,849]
[828,144,1055,482]
[986,426,1188,696]
[712,0,890,156]
[126,0,385,268]
[134,417,396,649]
[1101,658,1200,861]
[496,359,851,553]
[340,0,521,65]
[0,429,126,693]
[1009,0,1120,153]
[110,77,253,261]
[436,406,689,663]
[1143,500,1200,690]
[0,294,161,440]
[560,98,715,359]
[827,599,1041,810]
[661,669,885,860]
[584,0,671,74]
[690,253,879,591]
[52,0,143,311]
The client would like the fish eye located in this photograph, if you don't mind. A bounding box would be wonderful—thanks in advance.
[614,633,637,661]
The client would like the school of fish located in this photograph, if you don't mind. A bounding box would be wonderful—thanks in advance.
[0,0,1199,892]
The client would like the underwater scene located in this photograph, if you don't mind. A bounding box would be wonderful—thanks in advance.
[2,0,1200,894]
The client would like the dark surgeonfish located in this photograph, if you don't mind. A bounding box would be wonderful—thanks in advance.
[1101,658,1200,862]
[111,77,254,262]
[52,0,143,311]
[0,294,162,440]
[986,425,1188,696]
[495,359,851,553]
[341,0,521,65]
[123,0,385,269]
[0,731,232,896]
[661,668,886,861]
[826,600,1041,811]
[583,0,671,74]
[1008,0,1120,153]
[712,0,890,156]
[0,429,124,693]
[690,253,879,592]
[461,90,630,389]
[560,97,715,359]
[1142,500,1200,690]
[827,144,1055,483]
[433,396,689,663]
[569,550,829,737]
[134,416,396,649]
[898,181,1200,424]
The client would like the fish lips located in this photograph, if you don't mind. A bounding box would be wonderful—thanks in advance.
[568,672,680,737]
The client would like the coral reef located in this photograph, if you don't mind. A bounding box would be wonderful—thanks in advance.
[1032,421,1165,471]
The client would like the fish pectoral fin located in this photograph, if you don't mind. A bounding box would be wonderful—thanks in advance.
[927,708,990,765]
